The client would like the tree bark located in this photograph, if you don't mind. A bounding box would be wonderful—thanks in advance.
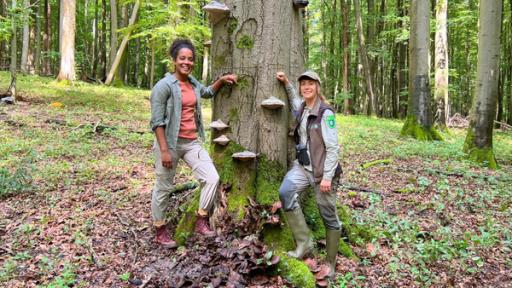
[109,0,117,70]
[0,0,7,70]
[354,0,376,116]
[8,0,17,100]
[134,37,141,87]
[99,0,107,79]
[434,0,449,128]
[342,0,352,114]
[401,0,441,140]
[397,0,407,118]
[34,0,42,74]
[20,0,30,73]
[463,0,502,168]
[56,0,76,82]
[91,0,99,79]
[149,40,155,89]
[105,0,139,85]
[42,0,51,75]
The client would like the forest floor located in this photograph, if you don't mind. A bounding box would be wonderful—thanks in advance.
[1,72,511,288]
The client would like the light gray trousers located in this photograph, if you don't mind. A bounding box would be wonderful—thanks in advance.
[152,138,219,227]
[279,161,341,230]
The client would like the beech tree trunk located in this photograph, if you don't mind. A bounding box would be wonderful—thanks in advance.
[91,0,99,79]
[342,0,352,114]
[0,0,7,70]
[109,0,117,70]
[463,0,502,168]
[354,0,376,116]
[434,0,449,128]
[401,0,441,140]
[42,0,51,75]
[56,0,76,82]
[20,0,30,73]
[34,0,41,74]
[8,0,17,100]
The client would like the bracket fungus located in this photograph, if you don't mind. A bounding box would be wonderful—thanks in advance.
[232,151,257,161]
[261,96,285,110]
[213,135,231,146]
[293,0,309,9]
[202,1,230,24]
[210,119,229,130]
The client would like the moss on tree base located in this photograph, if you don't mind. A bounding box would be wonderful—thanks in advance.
[463,130,498,169]
[401,115,443,141]
[277,255,316,288]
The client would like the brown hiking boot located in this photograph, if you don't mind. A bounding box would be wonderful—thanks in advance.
[194,215,216,237]
[155,226,177,248]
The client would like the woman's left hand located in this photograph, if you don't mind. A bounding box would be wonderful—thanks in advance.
[320,179,332,193]
[222,74,237,85]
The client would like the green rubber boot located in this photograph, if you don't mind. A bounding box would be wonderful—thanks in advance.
[326,229,341,278]
[284,208,314,259]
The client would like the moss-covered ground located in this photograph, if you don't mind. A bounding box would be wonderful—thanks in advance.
[1,73,511,287]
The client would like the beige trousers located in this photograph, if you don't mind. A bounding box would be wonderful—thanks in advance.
[151,138,219,227]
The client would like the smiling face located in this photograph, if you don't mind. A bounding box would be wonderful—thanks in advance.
[299,79,319,102]
[173,48,194,79]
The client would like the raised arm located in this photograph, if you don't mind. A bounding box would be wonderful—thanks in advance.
[201,74,238,99]
[276,71,301,111]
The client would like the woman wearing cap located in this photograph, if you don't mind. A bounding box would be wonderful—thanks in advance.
[150,38,237,247]
[276,70,342,278]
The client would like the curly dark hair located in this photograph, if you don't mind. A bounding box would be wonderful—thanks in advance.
[169,38,196,61]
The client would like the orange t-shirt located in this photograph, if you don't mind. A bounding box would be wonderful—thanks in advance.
[178,81,197,139]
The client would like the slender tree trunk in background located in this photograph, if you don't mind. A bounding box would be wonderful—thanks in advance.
[463,0,502,168]
[56,0,76,82]
[434,0,449,128]
[320,1,327,81]
[342,0,352,114]
[8,0,17,101]
[0,0,7,69]
[143,37,149,88]
[397,0,408,118]
[508,0,512,125]
[327,0,337,100]
[354,0,376,115]
[34,0,42,74]
[134,37,141,87]
[150,40,155,89]
[366,0,380,116]
[91,0,98,78]
[99,0,107,79]
[42,0,51,75]
[109,0,117,70]
[20,0,30,73]
[105,0,139,86]
[401,0,441,140]
[497,71,503,123]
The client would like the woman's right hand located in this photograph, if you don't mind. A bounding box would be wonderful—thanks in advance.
[276,71,289,85]
[161,151,173,169]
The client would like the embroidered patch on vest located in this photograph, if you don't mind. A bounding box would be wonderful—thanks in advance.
[326,115,336,129]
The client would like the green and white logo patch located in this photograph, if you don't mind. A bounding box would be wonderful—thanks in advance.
[326,115,336,129]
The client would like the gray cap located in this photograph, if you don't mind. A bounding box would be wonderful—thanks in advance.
[297,70,321,85]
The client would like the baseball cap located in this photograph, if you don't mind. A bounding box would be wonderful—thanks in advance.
[297,70,321,85]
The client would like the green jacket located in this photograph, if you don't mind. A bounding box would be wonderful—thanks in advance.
[150,73,216,149]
